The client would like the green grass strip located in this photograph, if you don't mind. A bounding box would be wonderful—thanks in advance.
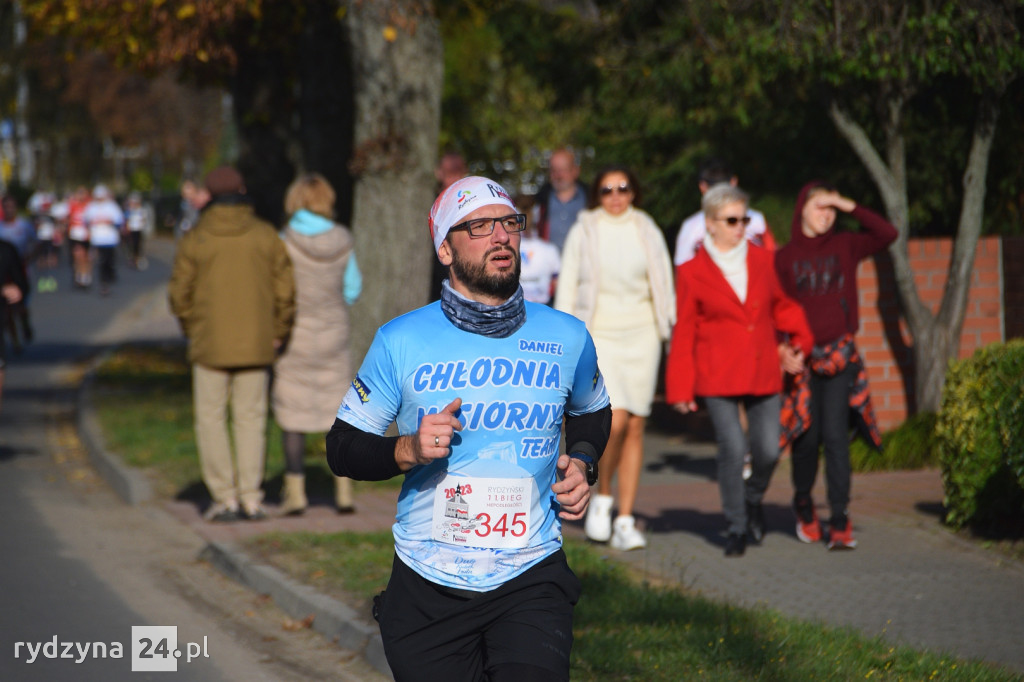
[243,532,1015,681]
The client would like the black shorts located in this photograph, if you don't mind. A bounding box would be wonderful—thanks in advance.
[378,549,581,682]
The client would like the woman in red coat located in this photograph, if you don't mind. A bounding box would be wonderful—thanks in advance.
[666,184,812,557]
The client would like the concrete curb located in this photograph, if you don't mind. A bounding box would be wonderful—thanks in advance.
[75,355,393,680]
[199,542,391,679]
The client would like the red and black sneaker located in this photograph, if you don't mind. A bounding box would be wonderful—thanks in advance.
[827,518,858,550]
[794,498,822,544]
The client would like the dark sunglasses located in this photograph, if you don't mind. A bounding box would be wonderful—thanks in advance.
[599,184,632,196]
[715,216,752,226]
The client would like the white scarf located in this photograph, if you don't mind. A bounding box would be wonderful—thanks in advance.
[703,233,748,303]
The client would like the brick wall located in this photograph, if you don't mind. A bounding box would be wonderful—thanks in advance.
[854,236,1004,430]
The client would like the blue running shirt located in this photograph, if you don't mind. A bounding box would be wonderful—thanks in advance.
[337,301,609,591]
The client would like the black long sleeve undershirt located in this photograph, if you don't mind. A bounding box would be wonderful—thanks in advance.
[325,404,612,482]
[565,404,612,462]
[326,418,403,481]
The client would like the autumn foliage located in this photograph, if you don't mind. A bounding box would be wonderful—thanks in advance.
[23,0,271,78]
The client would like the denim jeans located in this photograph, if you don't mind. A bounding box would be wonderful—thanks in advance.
[704,394,781,535]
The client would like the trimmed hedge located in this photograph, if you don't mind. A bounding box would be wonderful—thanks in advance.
[935,340,1024,530]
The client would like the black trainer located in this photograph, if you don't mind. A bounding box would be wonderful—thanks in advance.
[203,503,241,523]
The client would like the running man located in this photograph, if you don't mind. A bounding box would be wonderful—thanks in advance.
[327,176,611,681]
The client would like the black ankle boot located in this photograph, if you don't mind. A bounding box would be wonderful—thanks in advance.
[724,532,746,557]
[746,502,765,544]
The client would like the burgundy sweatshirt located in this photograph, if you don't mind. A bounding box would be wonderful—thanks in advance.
[774,182,898,346]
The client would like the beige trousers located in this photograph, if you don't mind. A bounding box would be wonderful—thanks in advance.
[193,363,269,508]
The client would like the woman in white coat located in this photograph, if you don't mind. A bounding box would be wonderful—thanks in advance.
[555,165,675,550]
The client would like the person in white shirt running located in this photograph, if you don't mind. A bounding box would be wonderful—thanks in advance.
[82,185,125,296]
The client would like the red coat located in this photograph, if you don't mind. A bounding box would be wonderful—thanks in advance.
[665,244,813,404]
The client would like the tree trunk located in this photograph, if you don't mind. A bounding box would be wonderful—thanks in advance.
[345,0,442,361]
[232,40,297,226]
[828,95,999,415]
[298,0,356,224]
[919,96,1000,413]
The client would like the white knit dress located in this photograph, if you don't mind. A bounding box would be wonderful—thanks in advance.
[584,211,662,416]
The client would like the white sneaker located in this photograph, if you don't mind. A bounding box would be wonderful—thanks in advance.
[584,494,614,542]
[610,515,647,551]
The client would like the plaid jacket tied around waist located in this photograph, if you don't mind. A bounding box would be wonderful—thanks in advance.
[779,333,882,451]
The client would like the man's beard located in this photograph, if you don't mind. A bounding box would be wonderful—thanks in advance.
[449,244,521,301]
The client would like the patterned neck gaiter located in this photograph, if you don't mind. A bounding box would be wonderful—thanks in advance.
[440,279,526,338]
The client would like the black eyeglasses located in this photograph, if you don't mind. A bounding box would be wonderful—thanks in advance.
[599,184,632,196]
[715,215,752,226]
[449,213,527,238]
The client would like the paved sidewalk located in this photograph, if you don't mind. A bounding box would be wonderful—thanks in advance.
[63,238,1024,677]
[600,427,1024,675]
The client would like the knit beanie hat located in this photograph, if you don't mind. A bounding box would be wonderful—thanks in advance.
[204,166,245,197]
[428,176,517,258]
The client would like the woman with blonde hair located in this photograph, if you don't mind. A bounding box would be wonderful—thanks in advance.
[555,164,675,550]
[273,173,362,514]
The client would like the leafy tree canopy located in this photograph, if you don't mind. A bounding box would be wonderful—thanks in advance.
[576,0,1024,234]
[22,0,294,80]
[436,0,602,194]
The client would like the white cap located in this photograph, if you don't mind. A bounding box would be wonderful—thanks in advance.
[428,176,517,258]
